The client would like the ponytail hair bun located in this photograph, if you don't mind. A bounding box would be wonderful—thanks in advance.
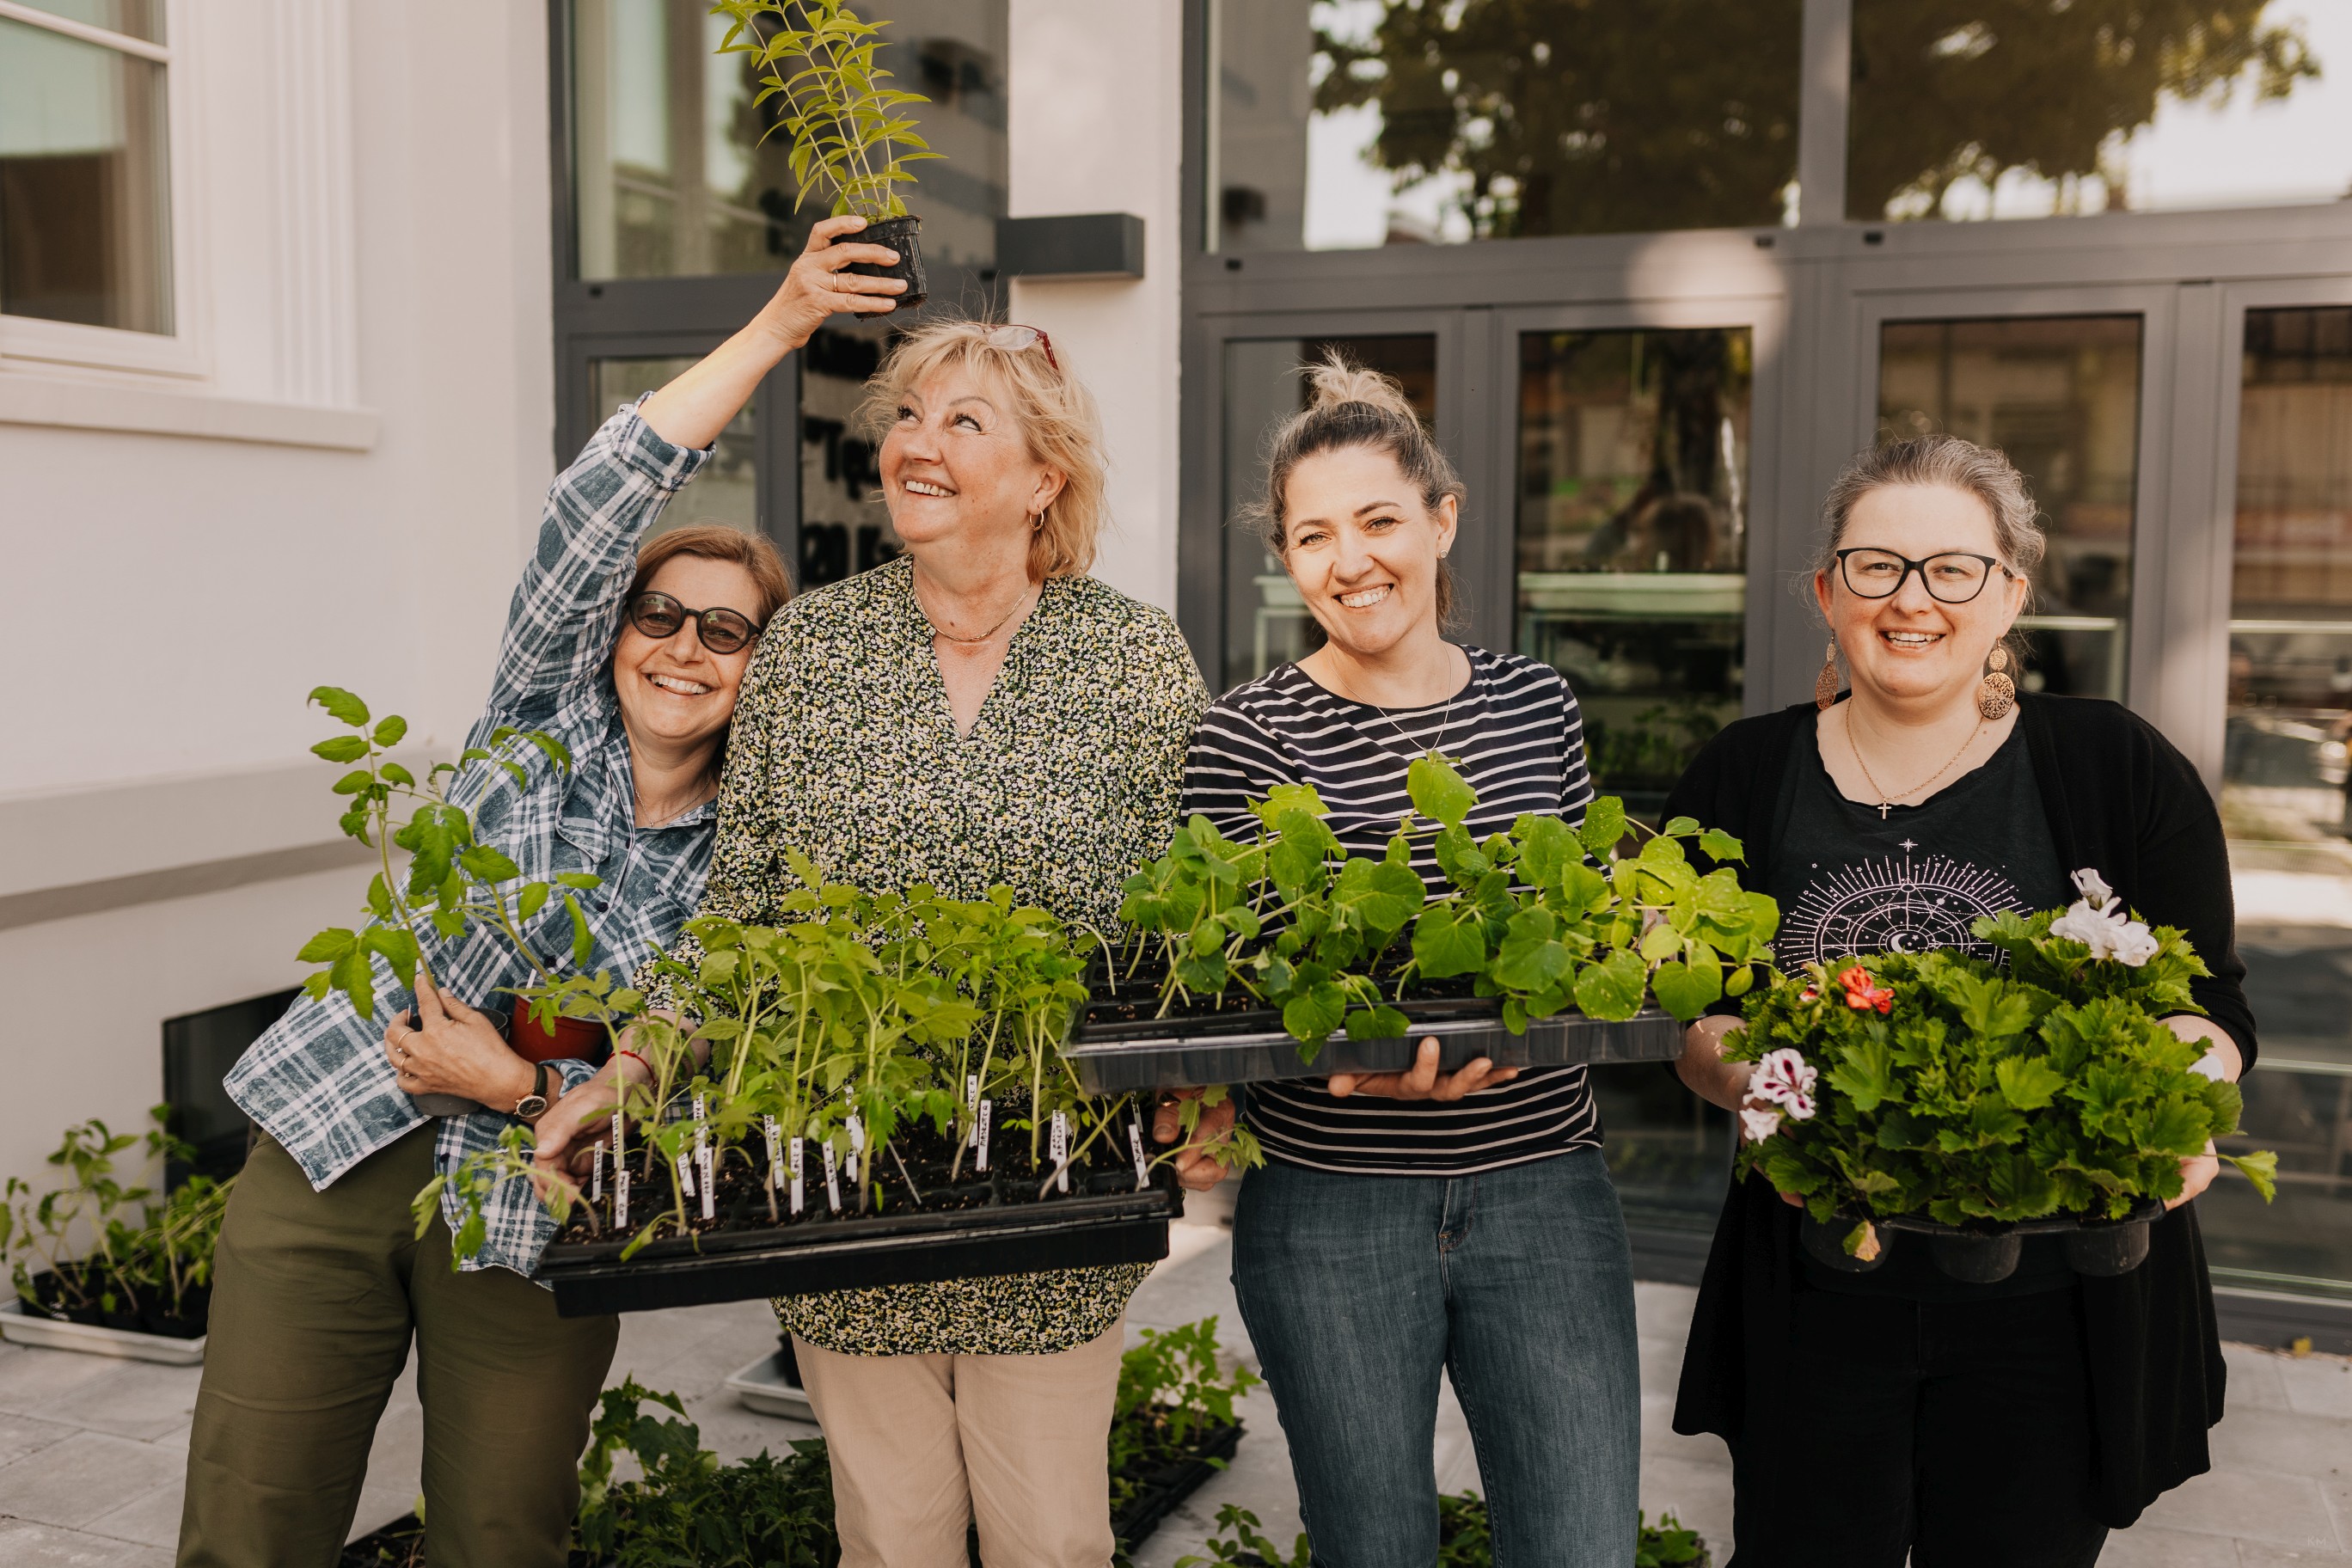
[1302,356,1422,423]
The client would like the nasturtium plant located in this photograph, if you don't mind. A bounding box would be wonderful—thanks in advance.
[1725,885,2279,1252]
[1114,755,1777,1055]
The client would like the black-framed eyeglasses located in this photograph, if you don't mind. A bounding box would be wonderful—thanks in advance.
[627,591,761,654]
[1834,548,2016,605]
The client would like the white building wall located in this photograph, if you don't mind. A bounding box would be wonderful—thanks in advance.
[1004,0,1185,614]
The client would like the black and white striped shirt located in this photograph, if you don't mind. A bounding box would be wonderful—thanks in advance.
[1180,646,1602,1175]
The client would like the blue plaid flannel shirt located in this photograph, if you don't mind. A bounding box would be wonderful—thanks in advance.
[227,403,717,1280]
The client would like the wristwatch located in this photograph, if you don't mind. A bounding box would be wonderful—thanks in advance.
[511,1061,551,1121]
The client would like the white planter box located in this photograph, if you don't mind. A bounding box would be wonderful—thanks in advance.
[725,1349,815,1424]
[0,1298,205,1365]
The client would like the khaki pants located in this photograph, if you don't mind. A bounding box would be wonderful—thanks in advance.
[177,1127,619,1568]
[793,1320,1124,1568]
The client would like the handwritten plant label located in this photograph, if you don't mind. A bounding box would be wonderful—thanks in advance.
[1050,1112,1070,1193]
[675,1149,696,1200]
[763,1115,783,1191]
[615,1167,630,1228]
[591,1142,604,1203]
[966,1075,981,1146]
[846,1113,866,1186]
[1128,1118,1149,1190]
[693,1093,708,1157]
[821,1141,842,1212]
[976,1099,993,1172]
[788,1136,805,1216]
[696,1145,715,1221]
[610,1110,625,1163]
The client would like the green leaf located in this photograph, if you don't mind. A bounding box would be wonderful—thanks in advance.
[1344,1005,1409,1040]
[1994,1056,2067,1112]
[554,873,603,891]
[1698,827,1744,864]
[459,846,523,884]
[1577,797,1627,857]
[1662,816,1700,836]
[1411,904,1485,978]
[372,715,407,748]
[1281,981,1347,1045]
[309,686,369,726]
[1828,1038,1901,1112]
[518,882,551,922]
[331,948,376,1019]
[330,769,373,795]
[1651,959,1723,1021]
[1406,754,1476,829]
[2227,1149,2279,1203]
[1572,949,1648,1021]
[310,735,369,763]
[363,927,421,993]
[366,875,393,921]
[564,892,595,970]
[298,928,357,964]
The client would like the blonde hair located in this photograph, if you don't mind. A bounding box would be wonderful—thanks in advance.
[858,317,1108,581]
[1246,353,1466,627]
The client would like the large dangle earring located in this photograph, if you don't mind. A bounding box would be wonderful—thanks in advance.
[1978,645,2017,720]
[1815,640,1841,711]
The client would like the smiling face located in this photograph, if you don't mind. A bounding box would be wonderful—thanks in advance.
[1814,482,2030,710]
[879,360,1065,565]
[1278,444,1459,663]
[610,553,764,756]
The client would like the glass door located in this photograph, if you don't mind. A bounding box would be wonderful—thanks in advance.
[2214,300,2352,1306]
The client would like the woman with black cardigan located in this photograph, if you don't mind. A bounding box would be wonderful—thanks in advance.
[1667,435,2255,1566]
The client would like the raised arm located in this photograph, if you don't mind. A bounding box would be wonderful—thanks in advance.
[486,216,907,725]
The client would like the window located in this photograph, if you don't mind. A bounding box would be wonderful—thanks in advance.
[1849,1,2352,223]
[590,355,763,537]
[0,1,173,334]
[1207,0,1801,252]
[162,988,291,1185]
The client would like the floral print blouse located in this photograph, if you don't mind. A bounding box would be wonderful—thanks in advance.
[697,555,1208,1356]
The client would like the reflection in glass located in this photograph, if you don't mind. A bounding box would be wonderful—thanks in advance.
[1219,335,1438,693]
[1210,0,1800,252]
[1516,328,1750,812]
[590,357,760,538]
[2217,306,2352,1302]
[798,323,900,591]
[572,0,1007,281]
[0,17,171,333]
[1850,2,2352,223]
[1877,316,2142,701]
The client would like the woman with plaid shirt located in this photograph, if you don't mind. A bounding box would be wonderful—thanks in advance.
[176,217,907,1568]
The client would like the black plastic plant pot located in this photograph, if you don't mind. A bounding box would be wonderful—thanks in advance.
[536,1170,1182,1318]
[2061,1202,2162,1277]
[26,1267,210,1339]
[1928,1230,2023,1284]
[1065,962,1682,1093]
[1798,1211,1891,1273]
[1112,1421,1245,1549]
[836,214,926,311]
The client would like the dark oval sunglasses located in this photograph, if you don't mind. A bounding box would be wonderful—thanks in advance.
[628,591,761,654]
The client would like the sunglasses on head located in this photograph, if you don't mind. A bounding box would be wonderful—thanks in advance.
[627,591,761,654]
[985,323,1058,371]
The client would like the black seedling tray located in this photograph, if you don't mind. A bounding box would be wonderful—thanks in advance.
[1114,1420,1244,1548]
[1799,1198,2166,1283]
[1064,984,1682,1093]
[537,1170,1182,1318]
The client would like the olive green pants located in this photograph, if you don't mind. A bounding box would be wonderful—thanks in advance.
[177,1126,619,1568]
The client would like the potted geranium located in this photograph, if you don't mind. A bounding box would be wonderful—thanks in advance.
[1725,869,2280,1283]
[714,0,938,309]
[1066,756,1778,1093]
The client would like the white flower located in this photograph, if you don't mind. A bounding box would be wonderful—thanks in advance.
[1748,1048,1819,1112]
[1740,1106,1784,1143]
[2049,899,2161,967]
[2070,867,2115,910]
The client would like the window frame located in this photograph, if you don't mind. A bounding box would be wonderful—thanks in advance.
[0,0,206,379]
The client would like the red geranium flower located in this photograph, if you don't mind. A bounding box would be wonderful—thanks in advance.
[1838,965,1894,1014]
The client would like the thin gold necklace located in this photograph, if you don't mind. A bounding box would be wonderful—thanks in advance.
[1842,708,1982,820]
[912,570,1036,646]
[1320,649,1470,758]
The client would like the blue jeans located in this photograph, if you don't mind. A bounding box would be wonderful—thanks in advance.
[1231,1148,1641,1568]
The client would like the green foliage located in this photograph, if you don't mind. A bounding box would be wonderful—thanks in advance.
[573,1380,839,1566]
[714,0,937,220]
[0,1106,230,1322]
[1728,908,2280,1240]
[1174,1495,1711,1566]
[1109,1318,1262,1512]
[299,687,599,1026]
[1116,758,1774,1051]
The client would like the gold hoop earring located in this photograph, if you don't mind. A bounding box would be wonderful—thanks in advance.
[1978,645,2017,720]
[1815,639,1841,711]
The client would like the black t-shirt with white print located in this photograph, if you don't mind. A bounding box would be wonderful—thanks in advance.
[1179,646,1600,1177]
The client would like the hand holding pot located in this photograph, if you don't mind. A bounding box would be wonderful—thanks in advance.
[1152,1089,1235,1192]
[1326,1038,1517,1102]
[760,215,907,349]
[384,975,532,1108]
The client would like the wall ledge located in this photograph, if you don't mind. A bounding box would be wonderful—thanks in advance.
[0,367,379,450]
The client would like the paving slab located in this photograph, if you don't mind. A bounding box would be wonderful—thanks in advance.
[0,1430,188,1531]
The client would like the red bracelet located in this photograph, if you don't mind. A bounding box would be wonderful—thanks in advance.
[614,1048,652,1079]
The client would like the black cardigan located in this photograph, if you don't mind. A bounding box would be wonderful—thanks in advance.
[1664,692,2256,1528]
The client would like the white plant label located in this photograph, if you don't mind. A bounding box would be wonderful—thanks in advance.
[1128,1119,1149,1190]
[965,1075,981,1147]
[615,1167,630,1228]
[610,1111,625,1163]
[763,1116,782,1190]
[696,1145,715,1222]
[976,1099,993,1172]
[788,1136,805,1216]
[846,1114,866,1185]
[675,1149,696,1200]
[590,1142,604,1203]
[693,1093,708,1156]
[821,1142,842,1211]
[1050,1112,1070,1193]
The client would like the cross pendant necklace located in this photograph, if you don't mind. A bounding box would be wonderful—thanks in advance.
[1846,709,1982,818]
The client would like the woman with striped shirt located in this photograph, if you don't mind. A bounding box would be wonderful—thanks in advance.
[1173,359,1640,1565]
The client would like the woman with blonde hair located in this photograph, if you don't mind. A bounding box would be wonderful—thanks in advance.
[536,315,1214,1566]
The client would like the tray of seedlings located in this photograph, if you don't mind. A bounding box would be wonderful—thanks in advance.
[1067,768,1776,1094]
[421,872,1256,1318]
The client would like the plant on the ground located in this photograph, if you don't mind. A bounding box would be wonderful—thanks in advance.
[1109,1318,1260,1514]
[1115,755,1779,1056]
[1173,1495,1712,1567]
[714,0,936,221]
[0,1106,230,1326]
[1726,871,2280,1257]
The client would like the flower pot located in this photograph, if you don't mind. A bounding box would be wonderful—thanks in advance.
[1798,1211,1890,1272]
[0,1295,206,1365]
[1065,955,1681,1093]
[2060,1201,2162,1277]
[509,1008,608,1066]
[407,1007,511,1118]
[835,214,926,311]
[1927,1229,2023,1284]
